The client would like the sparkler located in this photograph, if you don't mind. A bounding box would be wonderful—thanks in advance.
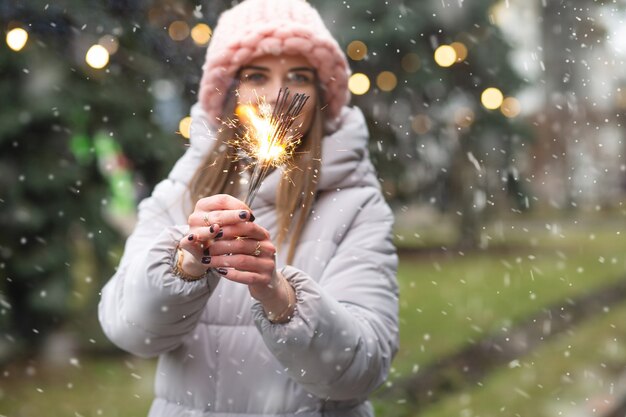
[234,88,310,207]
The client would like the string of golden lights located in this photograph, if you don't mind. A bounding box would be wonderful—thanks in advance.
[6,20,211,71]
[344,37,521,119]
[6,18,522,143]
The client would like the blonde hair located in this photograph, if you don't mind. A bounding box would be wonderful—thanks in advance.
[188,88,323,264]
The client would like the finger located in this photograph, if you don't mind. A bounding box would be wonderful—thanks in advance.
[189,209,254,228]
[179,234,205,260]
[209,254,274,275]
[209,239,274,258]
[213,267,268,286]
[190,224,221,242]
[195,194,250,212]
[179,227,219,260]
[216,222,270,242]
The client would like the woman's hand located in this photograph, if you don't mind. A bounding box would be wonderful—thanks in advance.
[178,194,294,321]
[177,194,251,276]
[209,218,295,322]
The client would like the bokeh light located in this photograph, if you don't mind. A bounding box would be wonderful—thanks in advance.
[376,71,397,92]
[179,116,192,139]
[191,23,212,45]
[169,21,190,41]
[411,114,432,135]
[451,42,468,62]
[501,97,521,118]
[434,45,457,67]
[347,40,367,61]
[85,45,110,69]
[348,73,370,95]
[401,53,420,73]
[481,87,504,110]
[6,27,28,51]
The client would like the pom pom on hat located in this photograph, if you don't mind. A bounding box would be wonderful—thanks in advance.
[198,0,351,127]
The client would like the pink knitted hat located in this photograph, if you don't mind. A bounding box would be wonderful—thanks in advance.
[198,0,351,126]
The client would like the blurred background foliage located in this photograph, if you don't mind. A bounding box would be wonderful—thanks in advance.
[2,0,626,416]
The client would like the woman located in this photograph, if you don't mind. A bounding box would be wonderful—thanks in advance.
[98,0,398,416]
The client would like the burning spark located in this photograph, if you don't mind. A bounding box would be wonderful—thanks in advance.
[230,88,309,206]
[235,103,289,164]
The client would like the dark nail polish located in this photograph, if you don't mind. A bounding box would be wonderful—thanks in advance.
[209,225,215,233]
[187,234,194,241]
[217,267,228,275]
[216,230,223,239]
[201,256,211,264]
[203,248,210,256]
[249,213,256,222]
[239,210,248,219]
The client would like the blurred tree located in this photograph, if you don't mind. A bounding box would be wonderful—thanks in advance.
[318,0,531,248]
[537,0,611,209]
[0,0,208,359]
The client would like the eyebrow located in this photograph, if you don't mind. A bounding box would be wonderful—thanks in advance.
[239,65,316,73]
[289,67,316,73]
[240,65,270,72]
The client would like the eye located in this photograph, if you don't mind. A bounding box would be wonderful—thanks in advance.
[240,72,267,84]
[286,72,313,85]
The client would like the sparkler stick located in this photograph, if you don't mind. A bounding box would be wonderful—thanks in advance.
[236,88,310,207]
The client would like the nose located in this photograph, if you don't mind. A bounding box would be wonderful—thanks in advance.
[262,79,283,107]
[266,82,283,108]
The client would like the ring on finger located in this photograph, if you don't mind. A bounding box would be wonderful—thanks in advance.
[252,241,262,257]
[203,213,211,227]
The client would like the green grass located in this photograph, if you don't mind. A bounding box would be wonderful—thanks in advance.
[396,213,626,366]
[0,356,154,417]
[392,243,626,372]
[414,302,626,417]
[372,213,626,416]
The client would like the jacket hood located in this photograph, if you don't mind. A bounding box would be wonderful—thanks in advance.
[187,103,380,209]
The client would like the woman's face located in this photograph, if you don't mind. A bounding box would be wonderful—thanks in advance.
[236,54,318,135]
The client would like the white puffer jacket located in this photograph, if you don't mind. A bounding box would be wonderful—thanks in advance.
[98,104,399,417]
